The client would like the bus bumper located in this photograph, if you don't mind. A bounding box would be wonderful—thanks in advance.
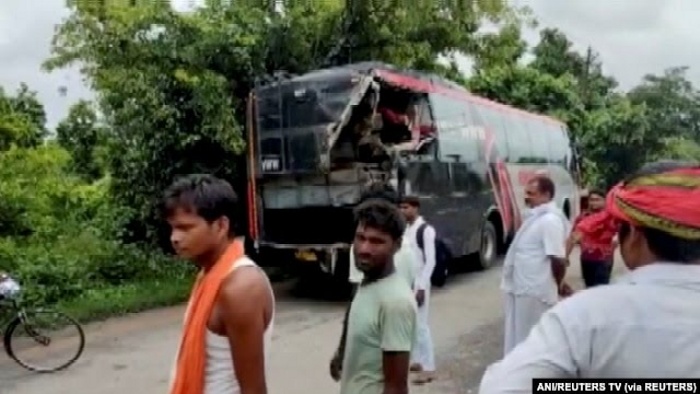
[256,241,351,276]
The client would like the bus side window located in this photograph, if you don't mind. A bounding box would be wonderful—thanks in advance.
[546,123,567,165]
[411,94,439,160]
[529,118,551,164]
[562,126,576,173]
[431,93,478,163]
[476,106,510,163]
[504,114,534,164]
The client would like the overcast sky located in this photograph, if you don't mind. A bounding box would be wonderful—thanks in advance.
[1,0,699,129]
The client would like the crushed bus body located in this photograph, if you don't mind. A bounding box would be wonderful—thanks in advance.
[245,62,582,283]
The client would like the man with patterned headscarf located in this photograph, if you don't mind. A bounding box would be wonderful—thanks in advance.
[480,160,700,392]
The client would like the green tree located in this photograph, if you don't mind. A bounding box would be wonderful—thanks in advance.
[530,28,617,110]
[0,84,48,150]
[56,100,108,180]
[628,66,700,142]
[45,1,514,246]
[470,22,528,71]
[656,136,700,162]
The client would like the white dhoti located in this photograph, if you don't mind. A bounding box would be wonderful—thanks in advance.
[503,292,552,356]
[411,287,435,371]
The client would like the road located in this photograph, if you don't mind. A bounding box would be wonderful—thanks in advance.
[2,255,627,394]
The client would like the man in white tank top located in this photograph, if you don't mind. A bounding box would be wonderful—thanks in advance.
[164,174,275,394]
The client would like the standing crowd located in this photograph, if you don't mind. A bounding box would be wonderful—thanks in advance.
[163,159,700,394]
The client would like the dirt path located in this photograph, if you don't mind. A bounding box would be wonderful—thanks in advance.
[4,255,625,394]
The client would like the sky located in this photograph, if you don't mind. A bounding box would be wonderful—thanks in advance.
[1,0,699,129]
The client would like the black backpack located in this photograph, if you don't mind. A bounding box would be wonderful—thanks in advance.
[416,223,452,287]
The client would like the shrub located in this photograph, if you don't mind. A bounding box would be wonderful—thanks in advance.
[0,145,193,315]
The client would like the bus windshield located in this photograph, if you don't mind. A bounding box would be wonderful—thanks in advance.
[256,75,357,133]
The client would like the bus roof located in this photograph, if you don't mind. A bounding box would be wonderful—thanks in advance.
[256,62,566,127]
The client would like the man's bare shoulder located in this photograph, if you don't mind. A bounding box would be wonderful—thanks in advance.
[218,259,272,312]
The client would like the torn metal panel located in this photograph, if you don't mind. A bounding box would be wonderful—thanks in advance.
[321,75,378,171]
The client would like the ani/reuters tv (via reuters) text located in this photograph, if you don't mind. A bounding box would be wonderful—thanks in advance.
[533,379,699,393]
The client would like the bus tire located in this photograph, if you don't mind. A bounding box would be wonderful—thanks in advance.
[477,221,498,270]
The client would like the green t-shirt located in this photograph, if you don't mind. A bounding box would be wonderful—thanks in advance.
[340,273,417,394]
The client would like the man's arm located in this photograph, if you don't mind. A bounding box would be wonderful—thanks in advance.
[543,217,568,287]
[380,299,416,394]
[219,269,271,394]
[416,226,437,291]
[479,304,585,394]
[565,231,582,259]
[336,284,359,355]
[339,247,362,354]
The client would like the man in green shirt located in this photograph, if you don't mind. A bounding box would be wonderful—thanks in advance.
[339,199,418,394]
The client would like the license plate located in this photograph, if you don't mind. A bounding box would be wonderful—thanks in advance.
[295,250,317,261]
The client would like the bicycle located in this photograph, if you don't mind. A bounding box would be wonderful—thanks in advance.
[0,273,85,373]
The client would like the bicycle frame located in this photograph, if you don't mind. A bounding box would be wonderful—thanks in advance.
[0,296,45,347]
[1,298,24,340]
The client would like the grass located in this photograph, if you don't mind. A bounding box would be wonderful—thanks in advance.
[54,276,195,323]
[6,265,287,326]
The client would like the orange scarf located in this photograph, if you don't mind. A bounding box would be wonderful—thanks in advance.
[170,239,244,394]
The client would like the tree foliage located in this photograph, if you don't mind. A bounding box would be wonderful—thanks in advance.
[44,0,514,246]
[0,84,48,150]
[56,99,108,180]
[2,1,700,311]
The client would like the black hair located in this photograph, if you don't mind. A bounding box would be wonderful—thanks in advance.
[400,195,420,208]
[531,175,555,198]
[620,160,700,263]
[353,199,405,241]
[359,183,399,205]
[162,174,239,236]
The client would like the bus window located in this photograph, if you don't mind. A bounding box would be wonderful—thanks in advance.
[429,93,463,120]
[473,105,509,163]
[562,125,576,173]
[546,123,567,165]
[502,114,534,164]
[431,94,479,163]
[528,118,551,164]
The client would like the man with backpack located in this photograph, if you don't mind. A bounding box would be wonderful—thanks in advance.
[399,195,438,384]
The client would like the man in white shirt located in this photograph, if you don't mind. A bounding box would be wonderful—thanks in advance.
[399,195,437,384]
[480,161,700,393]
[500,175,570,356]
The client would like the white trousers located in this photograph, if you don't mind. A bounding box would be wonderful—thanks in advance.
[503,292,552,356]
[410,287,435,371]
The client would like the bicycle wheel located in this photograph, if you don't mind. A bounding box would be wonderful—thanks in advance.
[4,308,85,373]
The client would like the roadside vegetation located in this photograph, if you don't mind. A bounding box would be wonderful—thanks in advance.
[2,0,699,321]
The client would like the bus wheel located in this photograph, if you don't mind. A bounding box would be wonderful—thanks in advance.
[477,221,498,270]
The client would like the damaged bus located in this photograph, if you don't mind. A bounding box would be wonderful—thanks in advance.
[245,62,582,283]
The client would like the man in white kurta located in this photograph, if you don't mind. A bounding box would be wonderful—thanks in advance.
[501,176,569,356]
[399,196,437,384]
[481,161,700,393]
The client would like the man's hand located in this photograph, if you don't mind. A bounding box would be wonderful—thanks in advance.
[559,282,574,298]
[415,289,425,307]
[329,349,342,382]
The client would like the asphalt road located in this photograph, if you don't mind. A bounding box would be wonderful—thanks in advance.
[2,254,627,394]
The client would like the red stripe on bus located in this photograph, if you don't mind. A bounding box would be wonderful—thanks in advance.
[498,163,520,229]
[482,129,513,234]
[374,69,563,127]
